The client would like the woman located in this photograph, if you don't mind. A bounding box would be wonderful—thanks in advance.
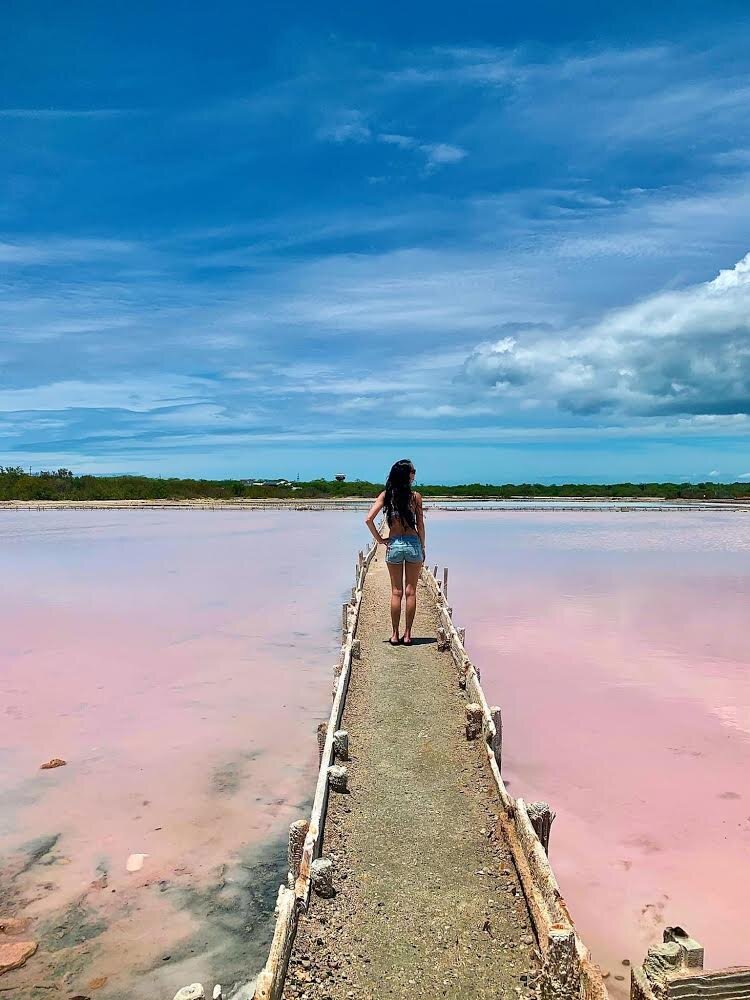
[364,459,426,646]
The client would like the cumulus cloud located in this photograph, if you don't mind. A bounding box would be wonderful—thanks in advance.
[461,253,750,417]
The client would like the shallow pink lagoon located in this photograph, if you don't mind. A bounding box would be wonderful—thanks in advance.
[0,510,368,998]
[430,510,750,995]
[3,509,749,997]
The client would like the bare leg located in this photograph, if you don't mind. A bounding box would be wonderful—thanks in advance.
[402,560,421,643]
[386,561,404,642]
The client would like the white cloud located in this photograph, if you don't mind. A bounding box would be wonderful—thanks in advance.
[0,377,208,414]
[318,110,372,143]
[378,133,416,149]
[322,116,466,171]
[0,238,139,265]
[461,253,750,417]
[0,108,131,119]
[714,149,750,167]
[422,142,466,167]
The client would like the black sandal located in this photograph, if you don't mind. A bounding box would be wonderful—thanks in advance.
[389,636,401,646]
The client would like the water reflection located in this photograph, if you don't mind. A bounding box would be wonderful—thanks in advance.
[0,510,368,998]
[431,511,750,997]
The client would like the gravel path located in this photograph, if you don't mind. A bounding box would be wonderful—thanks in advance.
[284,545,539,999]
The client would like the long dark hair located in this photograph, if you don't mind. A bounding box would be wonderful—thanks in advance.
[384,459,416,530]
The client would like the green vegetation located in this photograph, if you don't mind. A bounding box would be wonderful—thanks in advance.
[2,466,750,501]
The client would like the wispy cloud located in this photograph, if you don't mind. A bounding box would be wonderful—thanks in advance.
[320,111,467,171]
[0,377,209,413]
[4,25,750,476]
[0,108,134,119]
[318,109,372,143]
[0,238,139,266]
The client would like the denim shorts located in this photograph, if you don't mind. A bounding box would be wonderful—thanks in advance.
[386,535,424,564]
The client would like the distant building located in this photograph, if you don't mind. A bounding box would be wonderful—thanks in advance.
[241,478,292,487]
[335,473,346,482]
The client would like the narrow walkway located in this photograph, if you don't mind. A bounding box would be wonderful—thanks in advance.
[284,545,538,999]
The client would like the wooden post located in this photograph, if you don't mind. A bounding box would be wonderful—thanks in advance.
[333,730,349,761]
[173,986,204,1000]
[253,885,298,999]
[527,801,555,856]
[457,626,466,646]
[489,706,502,771]
[351,638,361,659]
[458,654,470,689]
[663,927,705,970]
[465,703,482,740]
[539,925,581,1000]
[443,567,448,599]
[432,564,438,578]
[288,819,309,880]
[317,722,328,765]
[327,764,348,793]
[437,626,449,651]
[341,602,349,634]
[310,858,335,898]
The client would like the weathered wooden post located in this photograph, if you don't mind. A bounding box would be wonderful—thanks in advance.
[333,729,349,761]
[465,703,482,740]
[443,567,448,599]
[458,653,470,688]
[341,602,349,634]
[351,638,361,659]
[173,986,204,1000]
[432,564,438,578]
[288,819,309,880]
[527,801,555,856]
[317,722,328,765]
[327,764,348,793]
[663,926,704,970]
[437,626,449,651]
[457,626,466,645]
[489,706,502,770]
[310,858,335,898]
[539,925,581,1000]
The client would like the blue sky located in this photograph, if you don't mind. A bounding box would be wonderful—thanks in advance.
[3,1,750,483]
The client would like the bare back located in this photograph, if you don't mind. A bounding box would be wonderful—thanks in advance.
[388,491,422,538]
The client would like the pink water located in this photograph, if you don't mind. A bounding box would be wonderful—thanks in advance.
[4,510,749,998]
[0,510,367,998]
[431,510,750,994]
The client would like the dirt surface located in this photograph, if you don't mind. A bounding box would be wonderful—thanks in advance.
[285,546,539,999]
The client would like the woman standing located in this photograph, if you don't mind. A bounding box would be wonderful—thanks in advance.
[364,459,425,646]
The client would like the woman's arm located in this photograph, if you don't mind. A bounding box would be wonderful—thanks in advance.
[364,491,387,545]
[414,492,426,560]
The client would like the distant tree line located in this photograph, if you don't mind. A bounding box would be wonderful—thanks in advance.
[1,466,750,501]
